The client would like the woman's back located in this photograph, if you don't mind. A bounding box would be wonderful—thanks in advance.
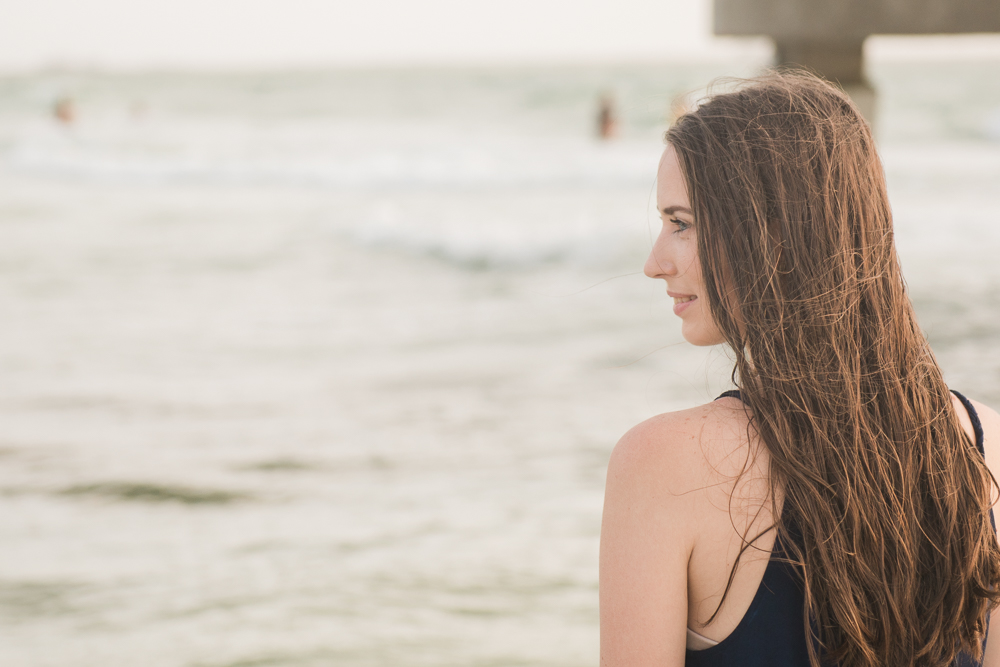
[600,72,1000,667]
[602,390,1000,666]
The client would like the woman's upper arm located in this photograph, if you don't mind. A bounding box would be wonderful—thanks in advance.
[599,416,701,667]
[983,607,1000,667]
[971,399,1000,506]
[970,399,1000,667]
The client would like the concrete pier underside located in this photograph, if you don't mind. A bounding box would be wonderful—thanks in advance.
[714,0,1000,122]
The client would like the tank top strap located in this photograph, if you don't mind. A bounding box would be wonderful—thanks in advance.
[951,389,985,457]
[720,389,986,456]
[950,390,995,540]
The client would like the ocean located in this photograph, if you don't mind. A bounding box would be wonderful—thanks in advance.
[1,59,999,666]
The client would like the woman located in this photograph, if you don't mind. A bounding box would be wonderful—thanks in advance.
[599,72,1000,667]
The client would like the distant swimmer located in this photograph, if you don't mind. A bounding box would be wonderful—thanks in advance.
[53,97,75,124]
[597,93,618,140]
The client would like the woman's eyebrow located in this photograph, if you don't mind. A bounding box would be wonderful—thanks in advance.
[660,205,693,215]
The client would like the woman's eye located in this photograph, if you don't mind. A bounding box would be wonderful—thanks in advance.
[670,218,691,232]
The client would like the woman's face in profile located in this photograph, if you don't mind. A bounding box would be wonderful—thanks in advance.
[645,146,725,347]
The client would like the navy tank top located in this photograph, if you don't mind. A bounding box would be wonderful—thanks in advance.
[686,389,992,667]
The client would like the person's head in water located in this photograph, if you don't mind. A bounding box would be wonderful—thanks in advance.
[597,93,617,140]
[659,71,1000,667]
[54,97,75,125]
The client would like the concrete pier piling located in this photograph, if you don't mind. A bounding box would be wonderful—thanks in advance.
[714,0,1000,123]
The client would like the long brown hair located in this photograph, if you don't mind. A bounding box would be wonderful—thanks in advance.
[666,71,1000,666]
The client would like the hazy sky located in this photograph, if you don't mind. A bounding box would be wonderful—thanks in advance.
[2,0,998,72]
[0,0,719,70]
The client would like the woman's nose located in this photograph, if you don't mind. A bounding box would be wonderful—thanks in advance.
[644,242,675,279]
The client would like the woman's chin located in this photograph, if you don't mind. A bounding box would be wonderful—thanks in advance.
[681,322,725,347]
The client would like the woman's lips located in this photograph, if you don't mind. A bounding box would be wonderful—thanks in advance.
[669,293,697,316]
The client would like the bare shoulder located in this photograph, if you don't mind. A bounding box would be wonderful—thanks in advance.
[951,393,1000,446]
[606,396,752,503]
[966,397,1000,435]
[600,396,754,665]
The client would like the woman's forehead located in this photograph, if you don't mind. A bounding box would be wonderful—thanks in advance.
[657,146,691,212]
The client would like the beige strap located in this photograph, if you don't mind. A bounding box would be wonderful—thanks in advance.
[686,627,721,650]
